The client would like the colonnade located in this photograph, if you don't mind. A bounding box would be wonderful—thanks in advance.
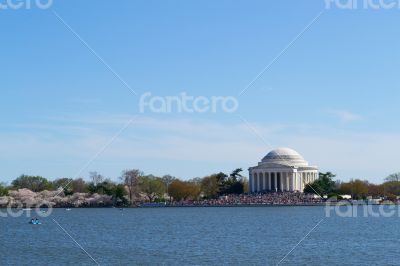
[249,171,318,193]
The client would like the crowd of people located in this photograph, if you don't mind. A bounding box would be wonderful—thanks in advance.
[166,192,325,207]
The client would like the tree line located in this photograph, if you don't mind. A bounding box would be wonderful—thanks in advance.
[304,172,400,200]
[2,170,399,203]
[0,168,248,205]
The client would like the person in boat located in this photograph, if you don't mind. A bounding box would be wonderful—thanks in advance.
[30,218,40,224]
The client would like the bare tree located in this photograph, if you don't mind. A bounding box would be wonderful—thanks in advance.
[162,175,175,202]
[71,178,88,193]
[385,173,400,182]
[89,171,104,186]
[120,169,141,204]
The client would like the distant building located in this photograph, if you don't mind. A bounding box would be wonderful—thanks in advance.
[249,148,318,193]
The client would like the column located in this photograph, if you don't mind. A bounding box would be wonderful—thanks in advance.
[263,173,266,190]
[283,173,286,191]
[274,173,277,192]
[267,172,271,191]
[250,172,254,193]
[253,173,255,192]
[261,172,264,191]
[278,172,281,191]
[268,172,274,191]
[297,173,300,191]
[300,173,303,191]
[280,172,284,191]
[294,173,298,191]
[286,172,289,191]
[301,173,304,191]
[254,173,258,192]
[257,172,261,192]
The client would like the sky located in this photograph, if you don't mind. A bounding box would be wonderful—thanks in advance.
[1,0,400,184]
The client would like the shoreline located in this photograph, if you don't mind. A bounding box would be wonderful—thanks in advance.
[1,202,392,209]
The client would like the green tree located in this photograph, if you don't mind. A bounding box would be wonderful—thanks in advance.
[223,180,245,195]
[70,178,88,193]
[230,168,243,182]
[52,177,88,195]
[52,178,74,195]
[112,184,128,206]
[12,175,52,192]
[383,181,400,198]
[139,175,165,202]
[219,169,245,195]
[52,178,71,189]
[99,179,116,196]
[304,172,336,196]
[0,183,9,196]
[169,180,201,201]
[383,173,400,199]
[201,175,220,199]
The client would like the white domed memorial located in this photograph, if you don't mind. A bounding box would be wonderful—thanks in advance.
[248,148,318,193]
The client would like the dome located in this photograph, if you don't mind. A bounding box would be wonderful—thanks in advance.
[261,148,308,167]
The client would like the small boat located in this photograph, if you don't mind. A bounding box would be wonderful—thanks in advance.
[29,218,41,225]
[66,208,71,211]
[22,208,32,211]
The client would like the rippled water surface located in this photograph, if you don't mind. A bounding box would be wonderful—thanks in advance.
[1,206,399,265]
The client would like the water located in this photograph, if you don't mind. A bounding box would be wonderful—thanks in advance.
[0,206,399,265]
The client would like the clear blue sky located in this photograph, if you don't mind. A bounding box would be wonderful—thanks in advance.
[1,0,400,184]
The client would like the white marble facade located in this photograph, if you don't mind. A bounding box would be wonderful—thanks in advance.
[249,148,318,193]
